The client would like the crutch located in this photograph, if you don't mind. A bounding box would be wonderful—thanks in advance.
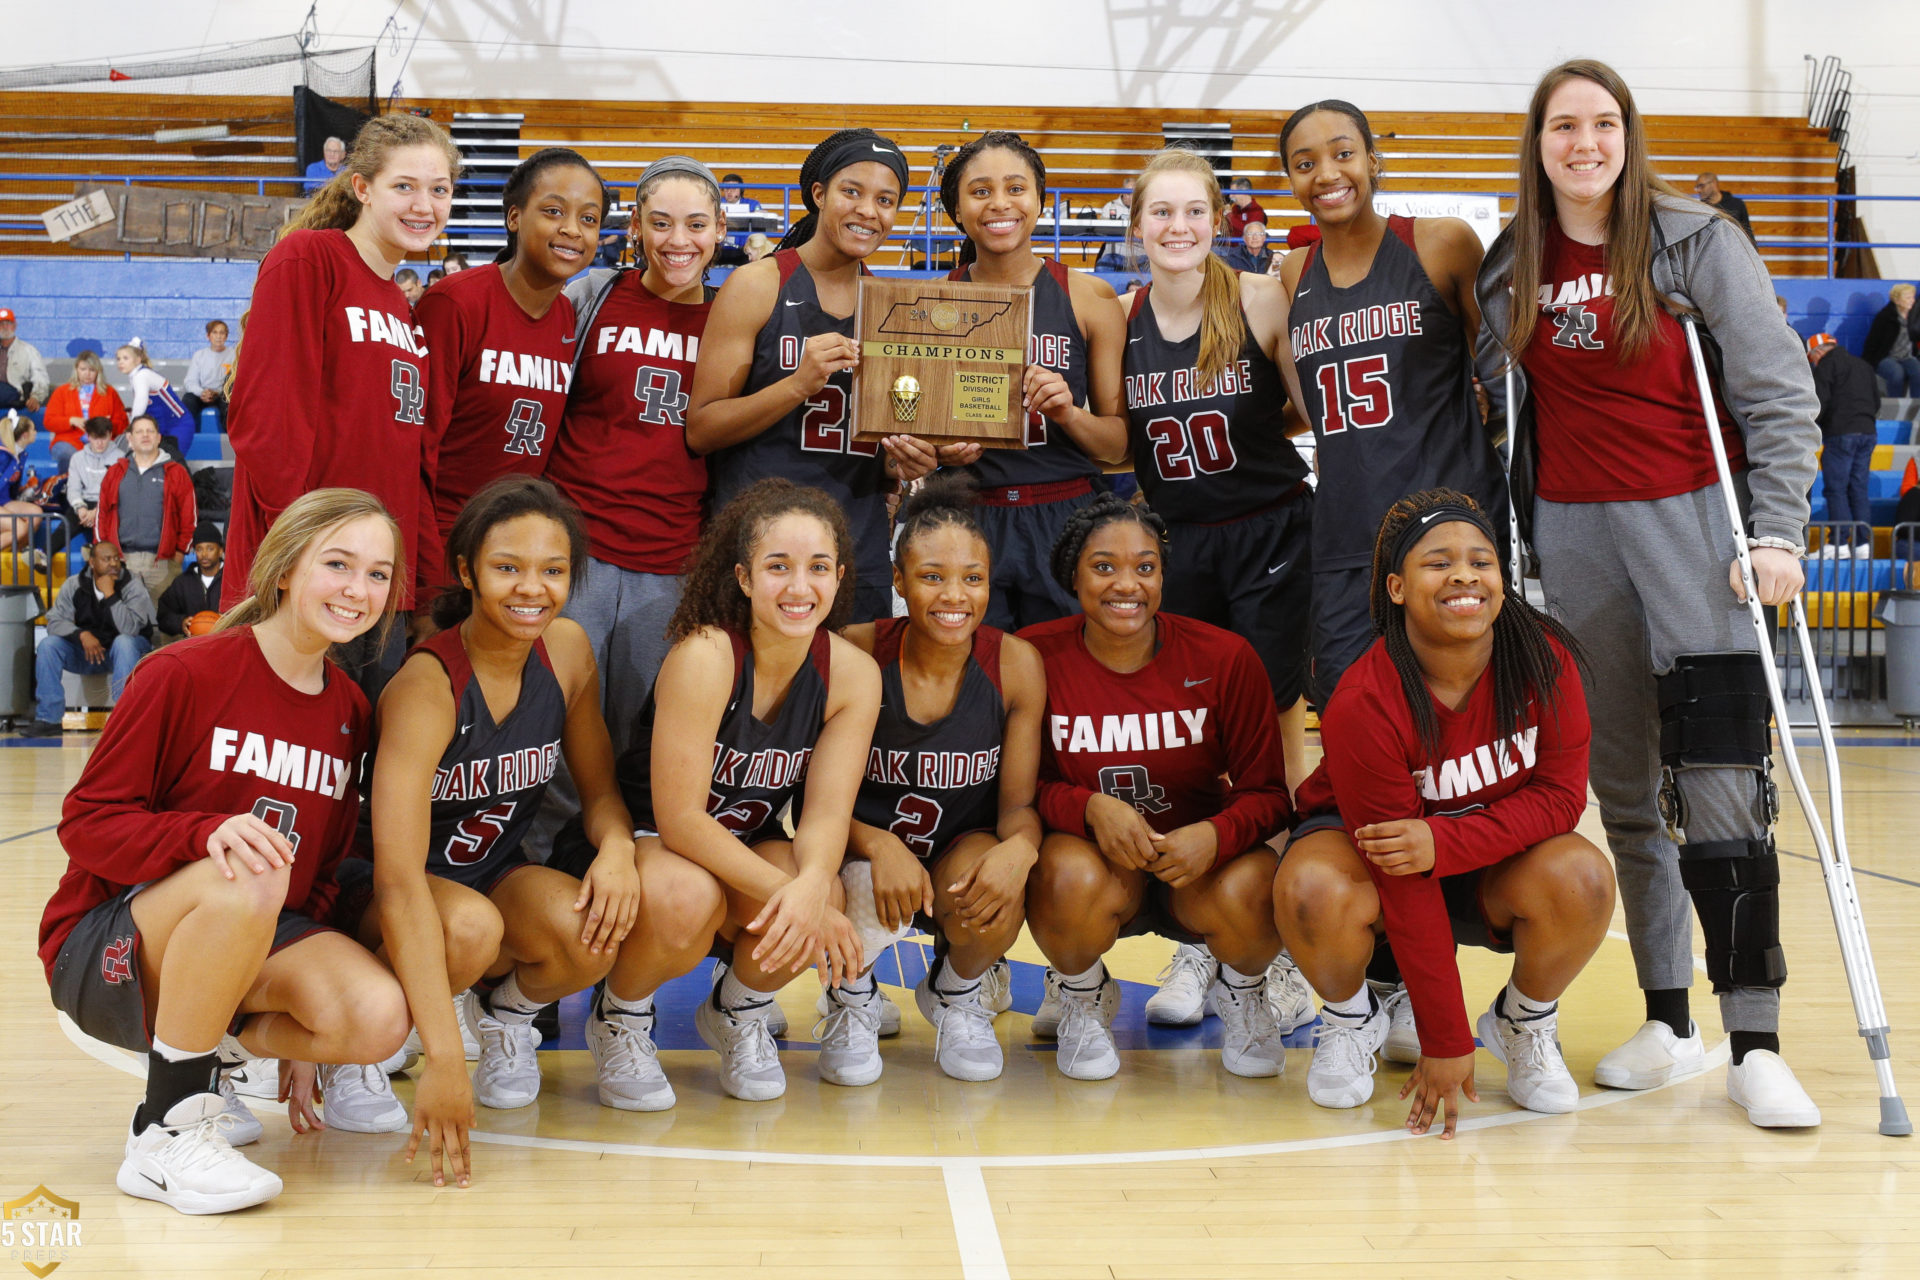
[1680,314,1910,1136]
[1502,370,1524,594]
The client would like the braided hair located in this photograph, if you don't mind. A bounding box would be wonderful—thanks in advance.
[667,478,856,641]
[1369,488,1584,766]
[776,127,907,252]
[1049,492,1171,594]
[494,147,608,265]
[938,130,1046,269]
[894,473,989,569]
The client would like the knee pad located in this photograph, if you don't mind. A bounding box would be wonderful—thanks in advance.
[1656,652,1779,836]
[1678,836,1788,991]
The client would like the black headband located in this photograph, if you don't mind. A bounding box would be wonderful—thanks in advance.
[1387,503,1499,573]
[809,135,909,211]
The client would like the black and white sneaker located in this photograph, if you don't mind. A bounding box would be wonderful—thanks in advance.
[116,1093,281,1215]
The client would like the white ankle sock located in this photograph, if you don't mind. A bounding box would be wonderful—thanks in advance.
[151,1035,212,1064]
[1219,963,1264,990]
[601,987,654,1019]
[719,965,776,1013]
[829,970,876,1004]
[1322,987,1373,1021]
[934,957,981,997]
[487,971,544,1025]
[1058,961,1107,990]
[1504,981,1557,1022]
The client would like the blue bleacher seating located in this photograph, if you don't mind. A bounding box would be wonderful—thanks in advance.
[1805,557,1905,593]
[1878,420,1910,446]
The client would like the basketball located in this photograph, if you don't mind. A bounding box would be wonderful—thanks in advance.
[185,610,221,636]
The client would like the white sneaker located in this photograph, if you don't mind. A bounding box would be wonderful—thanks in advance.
[1476,996,1579,1114]
[224,1057,279,1101]
[815,979,886,1087]
[466,992,543,1111]
[696,992,787,1101]
[914,967,1004,1082]
[1836,543,1854,560]
[1265,952,1317,1035]
[586,999,675,1112]
[1145,943,1218,1027]
[1379,983,1421,1065]
[1053,973,1121,1081]
[379,1040,418,1076]
[117,1093,281,1215]
[981,959,1013,1015]
[1727,1050,1822,1128]
[316,1062,410,1133]
[1817,543,1840,559]
[1215,980,1285,1078]
[1032,968,1064,1038]
[1594,1019,1705,1090]
[215,1068,264,1146]
[1307,1002,1390,1109]
[816,984,902,1036]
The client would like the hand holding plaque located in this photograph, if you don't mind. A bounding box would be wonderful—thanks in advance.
[852,278,1034,448]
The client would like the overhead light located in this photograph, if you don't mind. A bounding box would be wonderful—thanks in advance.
[154,125,230,143]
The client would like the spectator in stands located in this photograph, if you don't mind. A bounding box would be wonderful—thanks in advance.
[1807,332,1880,559]
[67,417,124,532]
[44,351,128,473]
[1864,283,1920,397]
[743,231,773,262]
[395,269,424,306]
[304,135,347,193]
[1225,176,1266,239]
[0,411,49,558]
[443,252,471,274]
[0,308,50,423]
[1222,219,1274,274]
[426,268,446,287]
[114,342,194,452]
[181,321,235,435]
[154,521,224,641]
[97,416,196,603]
[719,173,762,247]
[1693,172,1754,241]
[1099,189,1132,221]
[26,540,152,737]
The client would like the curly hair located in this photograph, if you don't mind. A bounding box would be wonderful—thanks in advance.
[939,130,1046,269]
[1369,487,1585,766]
[1049,491,1170,594]
[894,473,989,569]
[430,475,588,630]
[667,479,857,641]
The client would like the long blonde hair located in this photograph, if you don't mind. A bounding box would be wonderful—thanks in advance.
[1130,149,1247,391]
[217,488,405,656]
[1504,59,1687,363]
[283,114,462,238]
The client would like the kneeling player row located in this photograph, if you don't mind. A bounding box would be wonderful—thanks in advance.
[40,476,1607,1215]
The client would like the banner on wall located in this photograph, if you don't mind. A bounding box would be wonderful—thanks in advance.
[1371,192,1503,248]
[53,185,302,260]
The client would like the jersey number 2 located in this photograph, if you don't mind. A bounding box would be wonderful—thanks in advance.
[800,385,879,457]
[889,794,946,859]
[1313,354,1394,435]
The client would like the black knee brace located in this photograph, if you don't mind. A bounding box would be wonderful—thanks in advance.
[1657,653,1788,992]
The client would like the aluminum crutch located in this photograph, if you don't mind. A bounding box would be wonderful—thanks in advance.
[1680,313,1909,1136]
[1502,369,1524,594]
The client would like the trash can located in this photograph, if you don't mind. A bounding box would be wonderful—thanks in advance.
[0,585,43,722]
[1878,589,1920,731]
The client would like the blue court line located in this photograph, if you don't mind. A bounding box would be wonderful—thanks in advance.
[0,822,57,845]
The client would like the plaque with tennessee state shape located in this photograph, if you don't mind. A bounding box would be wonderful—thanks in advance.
[852,277,1033,448]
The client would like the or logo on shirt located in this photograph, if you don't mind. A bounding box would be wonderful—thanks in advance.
[101,935,135,985]
[1413,725,1539,802]
[1549,305,1605,351]
[1100,763,1171,815]
[635,367,690,427]
[1051,709,1208,754]
[503,400,548,456]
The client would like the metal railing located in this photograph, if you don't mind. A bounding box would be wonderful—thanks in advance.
[1782,519,1917,724]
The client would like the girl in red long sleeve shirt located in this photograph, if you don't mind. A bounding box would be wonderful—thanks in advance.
[223,114,460,651]
[1019,493,1293,1083]
[1276,488,1614,1138]
[40,489,410,1216]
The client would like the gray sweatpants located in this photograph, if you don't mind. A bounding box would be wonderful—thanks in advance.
[522,556,681,860]
[1534,484,1780,1034]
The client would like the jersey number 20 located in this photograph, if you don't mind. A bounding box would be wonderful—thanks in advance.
[1145,410,1237,480]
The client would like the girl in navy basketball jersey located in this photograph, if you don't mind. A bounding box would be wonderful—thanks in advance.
[346,478,647,1184]
[687,129,962,623]
[417,149,607,582]
[1020,493,1293,1083]
[835,475,1047,1082]
[1117,149,1315,789]
[546,156,726,756]
[587,479,880,1101]
[224,115,460,623]
[1277,101,1507,706]
[41,489,409,1216]
[938,131,1128,630]
[1276,490,1612,1138]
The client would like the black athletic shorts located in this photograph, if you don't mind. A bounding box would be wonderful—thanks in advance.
[49,884,331,1055]
[974,481,1101,633]
[1161,487,1313,707]
[1283,814,1512,954]
[1307,563,1375,708]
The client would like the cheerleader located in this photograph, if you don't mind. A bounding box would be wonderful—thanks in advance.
[114,342,194,448]
[937,130,1127,629]
[1276,490,1613,1137]
[39,489,409,1214]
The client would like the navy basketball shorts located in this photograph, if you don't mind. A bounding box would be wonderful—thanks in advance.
[1282,814,1513,954]
[973,479,1100,633]
[1161,487,1313,707]
[1307,563,1375,708]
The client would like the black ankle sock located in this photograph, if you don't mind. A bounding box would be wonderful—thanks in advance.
[1729,1030,1780,1065]
[1644,988,1691,1039]
[137,1050,219,1133]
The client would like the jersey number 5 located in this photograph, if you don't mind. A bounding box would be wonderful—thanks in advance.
[1313,354,1394,435]
[1145,410,1237,480]
[445,802,517,866]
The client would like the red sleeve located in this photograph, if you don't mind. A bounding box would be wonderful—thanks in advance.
[162,466,198,557]
[228,240,329,511]
[300,708,369,923]
[95,460,125,547]
[1427,655,1591,877]
[1320,685,1473,1058]
[413,288,463,590]
[57,652,228,882]
[1036,735,1096,836]
[1205,639,1292,862]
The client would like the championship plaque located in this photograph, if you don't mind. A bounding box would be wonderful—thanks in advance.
[852,277,1033,448]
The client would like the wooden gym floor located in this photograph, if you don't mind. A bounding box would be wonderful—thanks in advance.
[3,726,1918,1279]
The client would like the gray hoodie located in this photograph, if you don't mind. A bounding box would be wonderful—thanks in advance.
[1476,195,1818,552]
